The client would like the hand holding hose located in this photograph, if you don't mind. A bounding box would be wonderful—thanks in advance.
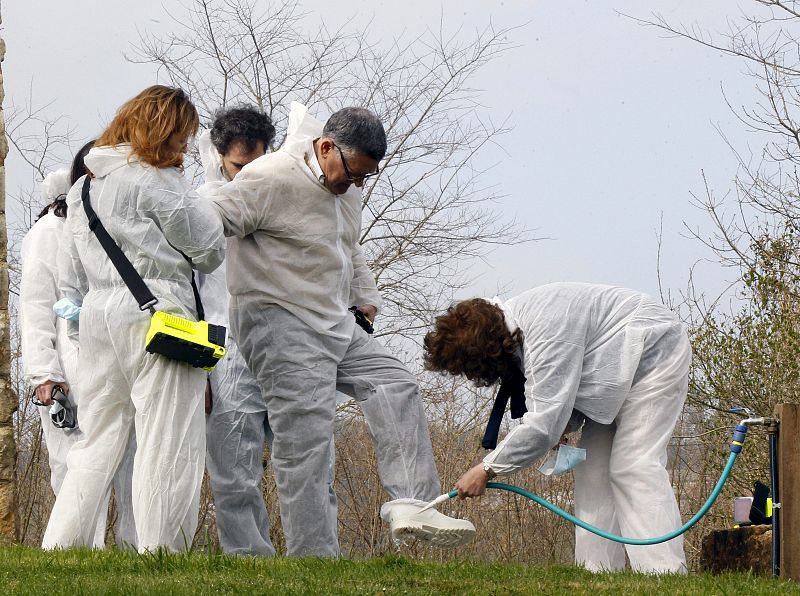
[455,463,490,499]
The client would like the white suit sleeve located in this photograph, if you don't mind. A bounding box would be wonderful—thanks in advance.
[211,162,276,238]
[483,336,586,476]
[58,204,89,343]
[142,177,226,274]
[20,219,66,386]
[349,242,381,310]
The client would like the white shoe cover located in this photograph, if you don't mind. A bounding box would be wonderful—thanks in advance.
[384,502,476,547]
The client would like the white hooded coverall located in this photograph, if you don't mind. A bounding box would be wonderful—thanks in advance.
[196,130,276,555]
[483,283,690,573]
[210,108,442,557]
[21,169,137,548]
[41,145,225,552]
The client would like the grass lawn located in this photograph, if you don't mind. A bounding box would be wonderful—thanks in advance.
[0,547,796,595]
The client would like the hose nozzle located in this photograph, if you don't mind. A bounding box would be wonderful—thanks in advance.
[417,491,457,514]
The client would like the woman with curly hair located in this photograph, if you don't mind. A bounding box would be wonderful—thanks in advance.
[423,283,691,574]
[41,85,225,552]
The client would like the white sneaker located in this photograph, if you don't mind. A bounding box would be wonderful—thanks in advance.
[385,503,476,547]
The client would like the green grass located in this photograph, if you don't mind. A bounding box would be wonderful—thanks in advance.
[0,547,795,595]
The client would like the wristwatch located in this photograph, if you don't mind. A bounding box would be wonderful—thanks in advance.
[483,462,497,480]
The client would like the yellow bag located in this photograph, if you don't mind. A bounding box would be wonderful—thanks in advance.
[82,176,226,372]
[146,312,226,372]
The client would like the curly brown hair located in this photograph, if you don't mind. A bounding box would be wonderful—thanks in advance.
[423,298,522,387]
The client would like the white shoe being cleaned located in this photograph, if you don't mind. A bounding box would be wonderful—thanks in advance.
[383,502,476,547]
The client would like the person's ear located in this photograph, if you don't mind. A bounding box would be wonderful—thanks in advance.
[318,138,334,159]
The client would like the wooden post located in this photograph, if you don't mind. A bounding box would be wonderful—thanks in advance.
[775,404,800,581]
[0,1,17,544]
[0,0,16,545]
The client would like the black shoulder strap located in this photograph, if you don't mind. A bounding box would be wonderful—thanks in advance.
[81,176,205,320]
[81,176,158,311]
[188,267,205,321]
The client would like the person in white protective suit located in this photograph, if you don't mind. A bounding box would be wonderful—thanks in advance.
[41,85,225,552]
[424,283,691,574]
[196,106,277,555]
[210,105,476,556]
[21,147,137,550]
[200,104,349,555]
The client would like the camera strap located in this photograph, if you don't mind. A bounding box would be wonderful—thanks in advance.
[81,176,205,320]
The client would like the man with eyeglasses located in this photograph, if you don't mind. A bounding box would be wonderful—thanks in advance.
[211,104,475,557]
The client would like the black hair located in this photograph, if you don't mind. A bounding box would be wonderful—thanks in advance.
[37,139,96,221]
[70,139,96,185]
[209,106,276,155]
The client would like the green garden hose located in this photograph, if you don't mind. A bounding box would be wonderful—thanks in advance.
[438,422,749,545]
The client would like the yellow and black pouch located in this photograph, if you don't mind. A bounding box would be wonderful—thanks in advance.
[82,175,226,372]
[145,312,226,372]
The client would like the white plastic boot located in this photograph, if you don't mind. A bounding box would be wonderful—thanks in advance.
[381,501,476,547]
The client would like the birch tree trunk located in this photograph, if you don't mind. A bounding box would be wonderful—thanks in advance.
[0,1,19,544]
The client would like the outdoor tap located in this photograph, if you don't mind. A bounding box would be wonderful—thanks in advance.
[740,417,776,427]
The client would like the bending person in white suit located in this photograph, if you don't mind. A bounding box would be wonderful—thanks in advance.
[425,283,690,574]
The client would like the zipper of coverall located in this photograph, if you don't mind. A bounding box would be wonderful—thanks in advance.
[334,196,349,311]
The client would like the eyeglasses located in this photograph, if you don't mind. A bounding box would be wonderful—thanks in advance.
[335,145,379,184]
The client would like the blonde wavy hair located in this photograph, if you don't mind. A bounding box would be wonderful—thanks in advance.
[95,85,199,169]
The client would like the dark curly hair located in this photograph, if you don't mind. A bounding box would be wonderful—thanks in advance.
[209,106,276,155]
[423,298,523,387]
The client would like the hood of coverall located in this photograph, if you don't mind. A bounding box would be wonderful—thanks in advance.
[40,168,72,200]
[198,130,227,184]
[84,145,141,179]
[286,100,324,140]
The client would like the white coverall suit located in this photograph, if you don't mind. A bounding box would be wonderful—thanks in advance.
[197,113,347,555]
[21,170,136,548]
[210,111,446,557]
[196,131,277,555]
[41,145,225,552]
[483,283,690,573]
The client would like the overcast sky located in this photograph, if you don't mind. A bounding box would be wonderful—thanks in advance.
[3,0,765,306]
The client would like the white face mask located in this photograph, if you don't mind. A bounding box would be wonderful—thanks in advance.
[538,444,587,476]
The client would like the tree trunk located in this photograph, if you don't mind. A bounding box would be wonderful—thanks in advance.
[0,1,19,544]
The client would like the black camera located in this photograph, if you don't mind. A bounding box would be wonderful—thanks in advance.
[49,387,76,429]
[349,307,374,335]
[31,385,76,429]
